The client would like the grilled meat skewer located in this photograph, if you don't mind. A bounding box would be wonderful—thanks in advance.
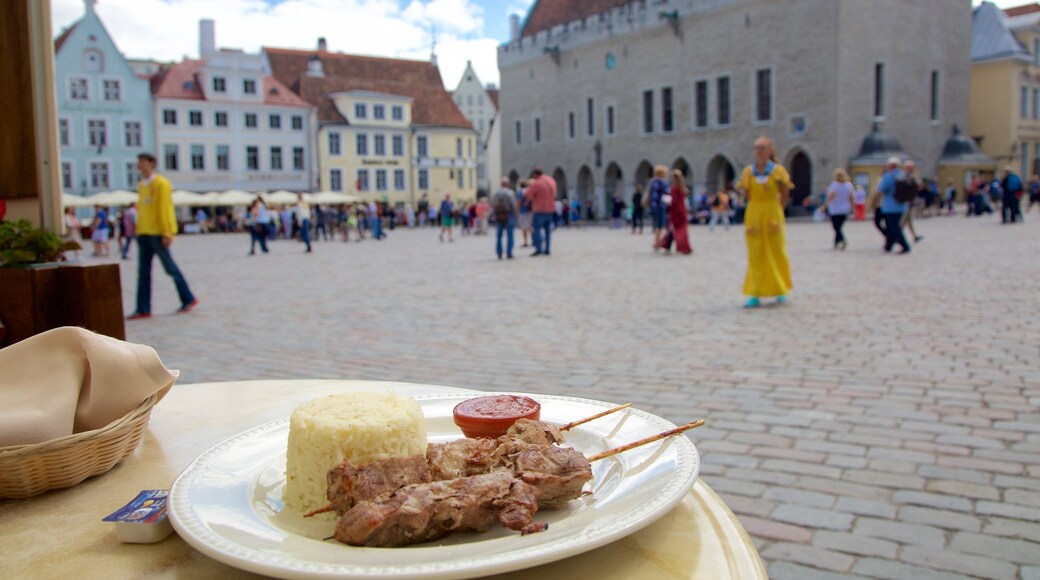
[333,470,547,547]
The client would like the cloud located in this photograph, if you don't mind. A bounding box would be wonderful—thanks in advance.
[508,0,534,18]
[51,0,502,86]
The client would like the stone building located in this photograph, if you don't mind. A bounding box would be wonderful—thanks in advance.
[451,61,500,192]
[498,0,971,212]
[54,0,156,197]
[151,21,316,193]
[266,43,478,207]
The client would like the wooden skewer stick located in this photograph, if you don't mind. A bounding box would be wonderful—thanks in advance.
[560,403,633,431]
[587,420,705,462]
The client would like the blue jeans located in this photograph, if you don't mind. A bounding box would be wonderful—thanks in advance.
[532,212,553,254]
[300,219,312,251]
[121,236,134,258]
[136,235,195,313]
[496,215,516,257]
[250,224,269,253]
[883,213,910,253]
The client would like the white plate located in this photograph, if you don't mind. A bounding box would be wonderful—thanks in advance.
[169,393,700,579]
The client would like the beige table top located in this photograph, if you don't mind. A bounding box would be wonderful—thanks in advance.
[0,380,766,580]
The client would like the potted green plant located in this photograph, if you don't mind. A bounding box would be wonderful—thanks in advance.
[0,219,80,266]
[0,219,124,347]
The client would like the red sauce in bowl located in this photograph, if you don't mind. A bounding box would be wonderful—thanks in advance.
[453,395,541,439]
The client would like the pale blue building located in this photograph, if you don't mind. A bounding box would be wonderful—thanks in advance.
[54,0,155,198]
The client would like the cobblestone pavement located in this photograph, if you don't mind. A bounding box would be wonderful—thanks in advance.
[102,214,1039,578]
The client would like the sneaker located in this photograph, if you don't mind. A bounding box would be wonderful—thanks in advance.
[744,297,761,309]
[776,295,788,304]
[126,312,152,320]
[914,236,923,242]
[177,299,199,314]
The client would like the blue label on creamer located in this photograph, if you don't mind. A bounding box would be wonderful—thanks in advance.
[103,490,169,524]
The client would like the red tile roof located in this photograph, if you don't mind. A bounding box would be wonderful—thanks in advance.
[520,0,631,38]
[1006,3,1040,17]
[151,58,310,107]
[152,59,205,100]
[265,47,471,129]
[54,23,78,53]
[487,89,500,111]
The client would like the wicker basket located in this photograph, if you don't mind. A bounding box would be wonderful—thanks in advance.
[0,392,162,499]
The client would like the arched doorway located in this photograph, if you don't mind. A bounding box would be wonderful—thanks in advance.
[577,166,595,216]
[634,161,653,190]
[508,170,519,190]
[786,150,812,209]
[672,157,692,186]
[552,167,568,200]
[604,163,623,197]
[707,154,737,193]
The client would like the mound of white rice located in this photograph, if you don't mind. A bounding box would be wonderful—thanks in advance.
[283,392,427,517]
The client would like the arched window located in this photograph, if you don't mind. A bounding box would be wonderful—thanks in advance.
[84,49,104,72]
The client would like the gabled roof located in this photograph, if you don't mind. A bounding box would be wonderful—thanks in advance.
[520,0,631,38]
[265,47,472,129]
[973,2,1031,63]
[54,23,78,53]
[152,58,311,107]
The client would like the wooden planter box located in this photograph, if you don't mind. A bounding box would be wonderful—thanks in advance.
[0,263,125,347]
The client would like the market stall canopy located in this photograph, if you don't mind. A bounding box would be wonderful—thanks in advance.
[218,190,257,206]
[261,190,300,205]
[171,190,204,206]
[198,192,223,205]
[61,193,95,207]
[93,190,138,206]
[308,191,359,204]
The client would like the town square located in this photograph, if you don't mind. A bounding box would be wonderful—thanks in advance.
[1,0,1039,578]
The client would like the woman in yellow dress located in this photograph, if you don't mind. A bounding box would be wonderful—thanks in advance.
[737,136,793,308]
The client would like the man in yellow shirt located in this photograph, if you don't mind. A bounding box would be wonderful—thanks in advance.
[126,153,197,320]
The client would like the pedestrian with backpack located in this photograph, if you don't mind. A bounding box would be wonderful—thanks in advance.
[878,156,912,254]
[491,177,518,260]
[709,189,731,231]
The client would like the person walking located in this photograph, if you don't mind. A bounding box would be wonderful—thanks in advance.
[439,195,455,242]
[737,137,793,308]
[610,192,625,229]
[631,184,645,234]
[491,177,518,260]
[295,193,312,253]
[901,161,924,242]
[120,203,137,260]
[63,206,82,261]
[853,184,867,221]
[1001,165,1024,224]
[126,152,197,320]
[877,156,912,255]
[819,169,856,250]
[524,168,557,257]
[91,205,111,257]
[516,180,533,247]
[648,165,669,250]
[709,189,731,231]
[944,181,958,216]
[658,169,692,254]
[247,197,270,255]
[1027,174,1040,213]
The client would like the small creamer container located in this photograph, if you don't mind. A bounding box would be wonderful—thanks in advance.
[102,489,174,543]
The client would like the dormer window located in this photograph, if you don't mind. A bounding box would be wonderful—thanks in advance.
[84,49,103,72]
[373,104,385,120]
[355,103,367,119]
[392,105,403,121]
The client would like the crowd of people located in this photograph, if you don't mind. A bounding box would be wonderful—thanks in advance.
[62,139,1035,315]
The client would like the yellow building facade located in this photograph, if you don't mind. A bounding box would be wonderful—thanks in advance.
[970,2,1040,177]
[265,46,477,208]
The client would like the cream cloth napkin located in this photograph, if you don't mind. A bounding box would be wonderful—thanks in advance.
[0,327,178,447]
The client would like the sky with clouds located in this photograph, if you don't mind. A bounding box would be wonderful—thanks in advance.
[52,0,536,89]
